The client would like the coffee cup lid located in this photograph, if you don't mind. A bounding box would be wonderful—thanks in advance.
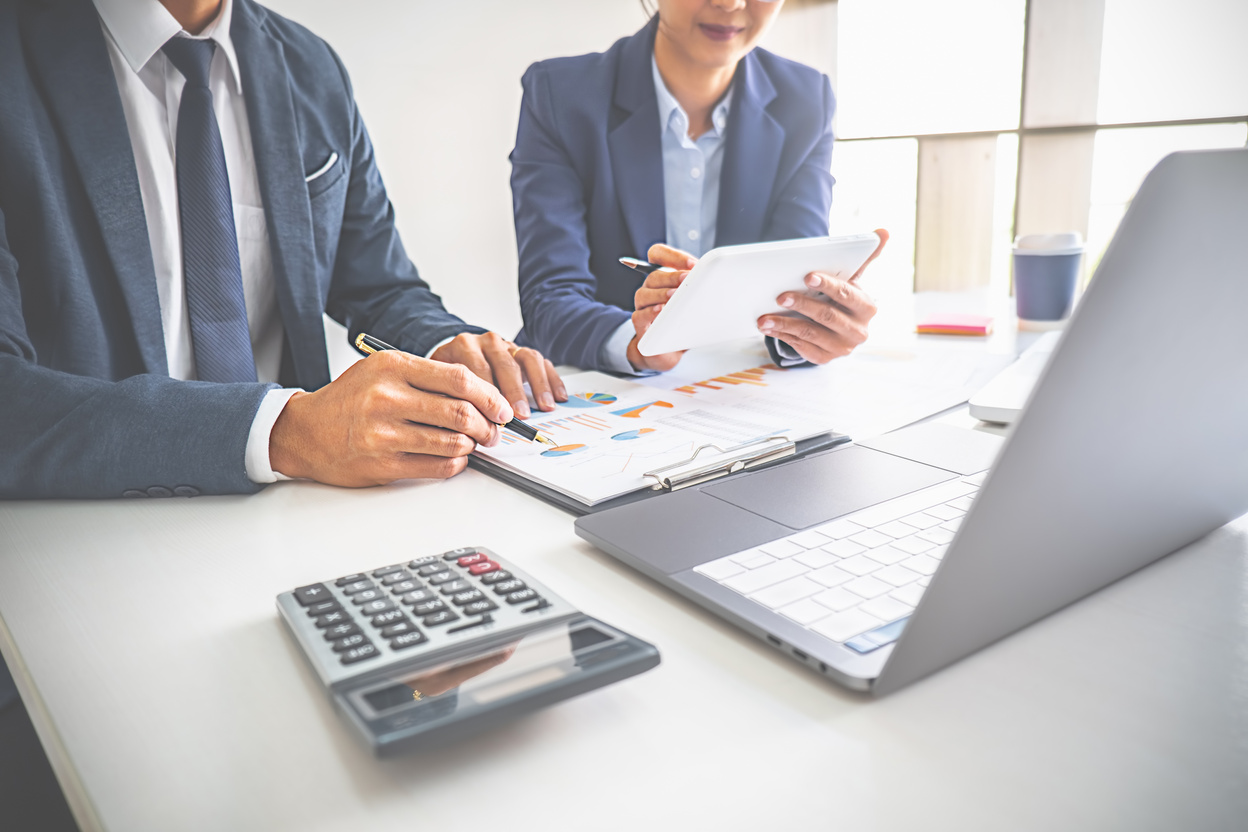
[1013,232,1083,255]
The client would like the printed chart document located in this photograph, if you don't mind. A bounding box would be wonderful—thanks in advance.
[474,364,838,506]
[473,341,1012,508]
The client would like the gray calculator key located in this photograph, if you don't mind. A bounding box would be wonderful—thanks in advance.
[462,599,498,616]
[324,622,361,640]
[381,621,416,638]
[427,572,457,586]
[370,609,406,627]
[294,584,331,606]
[331,633,369,652]
[438,579,472,596]
[380,570,412,585]
[490,579,526,595]
[389,580,421,596]
[358,599,395,616]
[400,589,438,605]
[505,588,539,605]
[422,609,459,627]
[340,643,380,664]
[341,580,376,595]
[351,589,384,604]
[334,574,368,587]
[451,589,485,606]
[390,631,428,650]
[315,610,350,628]
[416,563,450,578]
[305,600,342,617]
[479,570,513,586]
[409,556,441,568]
[372,565,405,578]
[413,599,448,616]
[441,547,478,561]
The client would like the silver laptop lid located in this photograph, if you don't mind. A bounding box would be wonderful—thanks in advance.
[875,148,1248,694]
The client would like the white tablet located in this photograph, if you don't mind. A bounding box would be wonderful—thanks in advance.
[636,233,880,356]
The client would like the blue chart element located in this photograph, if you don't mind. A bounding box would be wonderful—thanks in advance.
[540,444,587,458]
[611,429,657,441]
[561,392,618,409]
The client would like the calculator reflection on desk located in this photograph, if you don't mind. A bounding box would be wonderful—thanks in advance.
[277,547,659,756]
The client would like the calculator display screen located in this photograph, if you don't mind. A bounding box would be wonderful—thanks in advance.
[335,616,658,755]
[344,619,628,716]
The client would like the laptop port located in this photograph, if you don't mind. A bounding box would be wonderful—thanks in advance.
[792,649,808,662]
[765,635,781,646]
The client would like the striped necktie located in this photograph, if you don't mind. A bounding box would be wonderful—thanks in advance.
[163,37,257,383]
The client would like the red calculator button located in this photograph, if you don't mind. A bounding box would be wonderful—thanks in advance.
[468,561,500,576]
[457,553,488,567]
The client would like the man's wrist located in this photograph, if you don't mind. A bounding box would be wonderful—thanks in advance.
[250,388,304,482]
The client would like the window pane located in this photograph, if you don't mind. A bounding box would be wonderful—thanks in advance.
[1086,123,1248,276]
[1098,0,1248,124]
[829,138,918,295]
[836,0,1025,138]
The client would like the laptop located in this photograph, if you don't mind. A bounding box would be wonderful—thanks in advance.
[576,148,1248,695]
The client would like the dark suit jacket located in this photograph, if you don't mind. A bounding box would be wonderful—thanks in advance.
[0,0,484,498]
[510,16,836,370]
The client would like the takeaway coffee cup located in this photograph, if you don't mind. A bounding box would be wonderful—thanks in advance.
[1013,232,1083,329]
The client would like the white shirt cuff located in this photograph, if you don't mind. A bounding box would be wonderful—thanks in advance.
[245,387,303,484]
[425,335,457,359]
[600,319,657,376]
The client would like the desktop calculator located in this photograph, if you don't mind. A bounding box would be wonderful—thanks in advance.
[277,546,659,756]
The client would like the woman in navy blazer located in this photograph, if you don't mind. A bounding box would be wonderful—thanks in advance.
[511,0,884,373]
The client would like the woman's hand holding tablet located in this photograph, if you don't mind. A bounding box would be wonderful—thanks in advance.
[633,230,888,365]
[626,244,698,372]
[760,229,887,364]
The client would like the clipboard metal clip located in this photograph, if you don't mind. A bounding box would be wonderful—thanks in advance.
[643,435,795,492]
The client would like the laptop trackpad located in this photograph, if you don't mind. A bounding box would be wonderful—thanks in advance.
[703,444,958,530]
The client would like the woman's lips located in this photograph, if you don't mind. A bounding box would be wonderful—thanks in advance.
[698,23,744,42]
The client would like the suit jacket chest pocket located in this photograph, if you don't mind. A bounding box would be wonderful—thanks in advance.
[305,151,348,275]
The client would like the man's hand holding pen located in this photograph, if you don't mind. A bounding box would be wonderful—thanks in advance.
[269,333,561,487]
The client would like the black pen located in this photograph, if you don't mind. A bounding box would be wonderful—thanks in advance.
[353,333,556,446]
[618,256,665,275]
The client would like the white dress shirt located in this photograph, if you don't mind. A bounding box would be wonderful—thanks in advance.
[94,0,298,483]
[598,57,733,375]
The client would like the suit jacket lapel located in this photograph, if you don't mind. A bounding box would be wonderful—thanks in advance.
[718,53,783,246]
[232,0,329,390]
[25,0,168,375]
[608,18,666,258]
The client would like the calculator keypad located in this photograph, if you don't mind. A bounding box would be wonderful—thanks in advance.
[288,548,554,666]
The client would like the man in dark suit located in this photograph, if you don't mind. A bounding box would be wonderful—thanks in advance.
[0,0,566,500]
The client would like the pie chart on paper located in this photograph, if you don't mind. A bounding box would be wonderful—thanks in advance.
[541,444,588,458]
[561,393,618,408]
[611,429,657,441]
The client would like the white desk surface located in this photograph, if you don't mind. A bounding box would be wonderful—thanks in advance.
[3,302,1247,832]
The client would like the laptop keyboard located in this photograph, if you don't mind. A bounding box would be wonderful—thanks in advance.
[693,473,985,654]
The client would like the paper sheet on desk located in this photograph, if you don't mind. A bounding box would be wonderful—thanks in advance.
[476,345,1012,506]
[807,341,1015,438]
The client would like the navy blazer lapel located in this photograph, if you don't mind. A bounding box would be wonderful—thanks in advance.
[608,18,666,259]
[25,0,168,375]
[232,0,329,389]
[718,53,784,246]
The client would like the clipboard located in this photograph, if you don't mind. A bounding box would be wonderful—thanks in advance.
[470,432,851,516]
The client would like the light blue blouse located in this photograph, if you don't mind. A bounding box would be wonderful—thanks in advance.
[598,56,734,374]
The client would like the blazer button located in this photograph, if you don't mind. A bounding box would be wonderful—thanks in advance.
[173,486,200,498]
[146,486,173,498]
[122,490,147,498]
